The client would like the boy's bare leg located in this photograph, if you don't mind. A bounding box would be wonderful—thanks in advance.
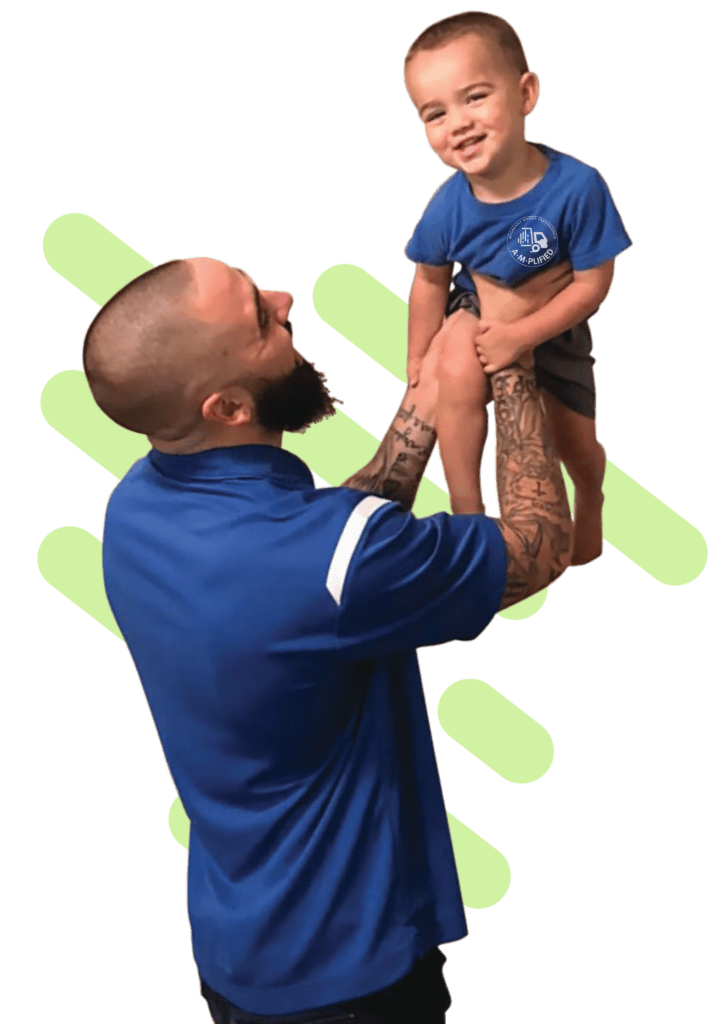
[436,310,490,514]
[540,389,606,564]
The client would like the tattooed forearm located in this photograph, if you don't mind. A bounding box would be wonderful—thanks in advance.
[343,402,436,513]
[491,365,573,608]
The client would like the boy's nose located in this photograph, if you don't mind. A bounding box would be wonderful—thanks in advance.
[449,106,474,133]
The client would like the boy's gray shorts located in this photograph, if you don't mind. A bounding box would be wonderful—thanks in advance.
[446,286,596,420]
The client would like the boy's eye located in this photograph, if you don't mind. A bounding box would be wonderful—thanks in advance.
[425,110,444,123]
[468,92,488,102]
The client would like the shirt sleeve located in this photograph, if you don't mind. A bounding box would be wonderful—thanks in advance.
[567,169,632,271]
[404,185,454,267]
[333,503,507,659]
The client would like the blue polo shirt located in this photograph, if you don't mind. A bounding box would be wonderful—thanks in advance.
[102,444,507,1014]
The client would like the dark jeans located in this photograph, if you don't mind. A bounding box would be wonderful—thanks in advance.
[200,947,451,1024]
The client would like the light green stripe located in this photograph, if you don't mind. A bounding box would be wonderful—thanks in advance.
[43,213,154,305]
[37,527,120,638]
[41,371,150,478]
[314,264,408,382]
[601,462,707,585]
[439,678,554,783]
[447,813,511,908]
[497,588,547,619]
[169,797,190,849]
[313,263,707,585]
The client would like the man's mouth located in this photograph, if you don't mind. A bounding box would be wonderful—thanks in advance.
[455,134,487,154]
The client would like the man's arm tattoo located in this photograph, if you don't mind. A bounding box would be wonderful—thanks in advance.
[343,402,436,513]
[491,366,572,606]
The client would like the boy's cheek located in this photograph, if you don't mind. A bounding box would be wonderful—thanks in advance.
[426,131,448,159]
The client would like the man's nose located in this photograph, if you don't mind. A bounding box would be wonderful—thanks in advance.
[263,291,293,323]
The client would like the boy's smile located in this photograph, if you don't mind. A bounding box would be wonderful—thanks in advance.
[405,33,541,197]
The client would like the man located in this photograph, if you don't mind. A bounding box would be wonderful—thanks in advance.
[85,257,572,1023]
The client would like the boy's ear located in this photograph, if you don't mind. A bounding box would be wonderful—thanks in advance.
[520,72,540,116]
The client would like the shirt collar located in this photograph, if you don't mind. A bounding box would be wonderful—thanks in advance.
[148,444,315,486]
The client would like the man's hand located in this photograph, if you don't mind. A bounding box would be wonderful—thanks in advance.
[475,320,534,374]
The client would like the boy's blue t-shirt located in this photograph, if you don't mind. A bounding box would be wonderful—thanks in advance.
[405,143,632,293]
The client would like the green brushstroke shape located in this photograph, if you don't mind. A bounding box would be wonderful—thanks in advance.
[42,371,150,478]
[169,797,190,849]
[497,588,547,620]
[37,527,120,638]
[314,264,408,382]
[447,813,511,908]
[439,678,554,783]
[44,213,154,305]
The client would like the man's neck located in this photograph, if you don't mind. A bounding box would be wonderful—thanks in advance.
[150,425,283,455]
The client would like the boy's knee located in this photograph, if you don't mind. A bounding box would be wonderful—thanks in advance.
[439,355,488,401]
[439,322,484,382]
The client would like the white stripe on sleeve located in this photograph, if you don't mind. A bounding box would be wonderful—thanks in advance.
[325,495,390,606]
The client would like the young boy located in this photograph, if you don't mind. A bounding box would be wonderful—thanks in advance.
[404,12,631,564]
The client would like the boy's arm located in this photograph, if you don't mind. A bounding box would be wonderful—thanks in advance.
[476,260,615,374]
[407,262,453,386]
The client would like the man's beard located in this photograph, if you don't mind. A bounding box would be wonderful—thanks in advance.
[251,357,340,434]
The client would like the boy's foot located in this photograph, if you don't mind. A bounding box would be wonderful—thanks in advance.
[570,493,604,565]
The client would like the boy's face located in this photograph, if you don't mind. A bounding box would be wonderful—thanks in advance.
[405,33,537,180]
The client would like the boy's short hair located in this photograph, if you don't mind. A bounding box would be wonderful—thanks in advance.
[405,11,529,76]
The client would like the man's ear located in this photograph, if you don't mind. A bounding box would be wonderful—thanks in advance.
[201,388,254,426]
[520,72,540,116]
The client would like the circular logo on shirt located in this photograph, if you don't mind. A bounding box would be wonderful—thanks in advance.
[507,215,558,268]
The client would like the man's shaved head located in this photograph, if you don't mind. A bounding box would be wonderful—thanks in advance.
[83,259,210,441]
[83,257,337,451]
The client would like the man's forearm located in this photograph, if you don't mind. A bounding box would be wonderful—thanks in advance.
[342,394,436,513]
[492,364,573,607]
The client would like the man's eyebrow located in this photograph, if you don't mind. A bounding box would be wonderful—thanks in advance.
[251,284,265,332]
[233,267,264,330]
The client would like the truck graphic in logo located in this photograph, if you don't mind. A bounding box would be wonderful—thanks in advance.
[508,215,559,267]
[518,226,549,253]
